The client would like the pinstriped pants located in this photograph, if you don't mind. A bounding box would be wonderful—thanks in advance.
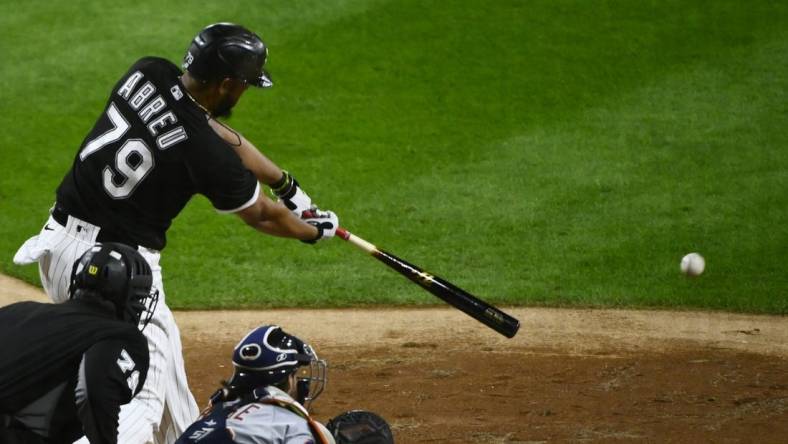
[13,213,199,444]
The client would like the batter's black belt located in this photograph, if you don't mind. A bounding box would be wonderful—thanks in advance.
[51,206,139,250]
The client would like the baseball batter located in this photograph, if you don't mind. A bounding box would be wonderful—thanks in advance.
[12,23,338,443]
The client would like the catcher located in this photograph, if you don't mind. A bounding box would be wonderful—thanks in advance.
[176,325,394,444]
[0,243,157,444]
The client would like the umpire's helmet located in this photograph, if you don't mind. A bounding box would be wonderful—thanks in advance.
[228,325,326,408]
[69,243,158,330]
[327,410,395,444]
[183,23,272,88]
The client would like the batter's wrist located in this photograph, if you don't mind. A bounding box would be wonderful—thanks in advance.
[271,171,292,195]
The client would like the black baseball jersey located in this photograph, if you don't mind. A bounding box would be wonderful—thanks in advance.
[0,299,149,444]
[56,57,259,250]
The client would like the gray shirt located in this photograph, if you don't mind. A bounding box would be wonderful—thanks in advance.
[223,387,334,444]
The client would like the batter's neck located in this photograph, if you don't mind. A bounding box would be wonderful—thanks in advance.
[180,73,215,116]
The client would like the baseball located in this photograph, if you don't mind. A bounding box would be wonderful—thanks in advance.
[680,253,705,276]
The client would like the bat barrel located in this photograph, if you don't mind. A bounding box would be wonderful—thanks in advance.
[431,277,520,338]
[375,249,520,338]
[308,213,521,338]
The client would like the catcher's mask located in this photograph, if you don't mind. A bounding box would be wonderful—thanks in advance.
[69,242,158,331]
[183,22,272,88]
[228,325,327,409]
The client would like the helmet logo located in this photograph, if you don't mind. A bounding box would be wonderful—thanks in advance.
[183,52,194,69]
[88,265,99,275]
[276,353,288,362]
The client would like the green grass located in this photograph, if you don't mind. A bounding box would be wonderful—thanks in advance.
[1,0,786,313]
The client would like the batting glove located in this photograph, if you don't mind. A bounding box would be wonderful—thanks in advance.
[301,208,339,244]
[271,171,313,217]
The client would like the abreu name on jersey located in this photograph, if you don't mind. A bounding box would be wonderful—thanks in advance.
[81,62,188,160]
[118,68,187,150]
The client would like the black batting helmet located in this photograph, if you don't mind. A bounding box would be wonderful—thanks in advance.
[183,22,273,88]
[69,242,158,330]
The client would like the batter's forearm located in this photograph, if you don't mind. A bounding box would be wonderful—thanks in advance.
[257,216,318,239]
[235,139,284,186]
[208,119,284,185]
[238,197,319,240]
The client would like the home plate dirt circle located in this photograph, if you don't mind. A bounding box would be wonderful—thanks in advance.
[2,274,787,442]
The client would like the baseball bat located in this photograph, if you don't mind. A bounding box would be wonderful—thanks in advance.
[307,212,520,338]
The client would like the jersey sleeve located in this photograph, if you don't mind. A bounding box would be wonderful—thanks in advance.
[185,128,260,213]
[75,334,149,444]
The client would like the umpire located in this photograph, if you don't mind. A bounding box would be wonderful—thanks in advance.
[0,242,157,444]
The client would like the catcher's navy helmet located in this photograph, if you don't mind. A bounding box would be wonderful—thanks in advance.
[228,325,326,408]
[183,22,272,88]
[69,242,158,330]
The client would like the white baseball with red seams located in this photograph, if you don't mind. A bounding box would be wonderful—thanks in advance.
[680,253,705,276]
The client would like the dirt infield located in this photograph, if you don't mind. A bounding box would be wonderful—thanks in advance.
[2,274,787,443]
